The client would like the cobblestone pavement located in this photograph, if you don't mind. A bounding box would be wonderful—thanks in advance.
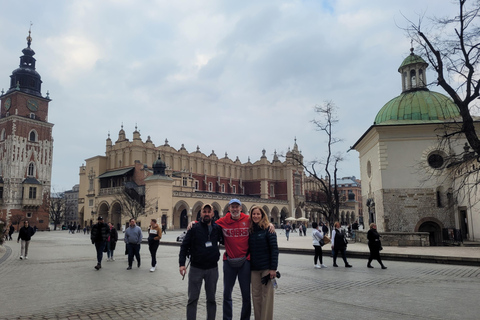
[0,231,479,320]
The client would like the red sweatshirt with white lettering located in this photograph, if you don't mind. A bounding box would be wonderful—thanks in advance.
[215,212,250,261]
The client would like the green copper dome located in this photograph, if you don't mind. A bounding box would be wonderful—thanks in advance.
[398,52,427,71]
[374,89,460,125]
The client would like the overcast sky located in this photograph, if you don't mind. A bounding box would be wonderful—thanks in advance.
[0,0,459,191]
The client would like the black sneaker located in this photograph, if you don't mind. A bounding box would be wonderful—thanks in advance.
[94,264,101,270]
[345,264,353,268]
[137,262,141,268]
[127,266,132,270]
[333,264,338,267]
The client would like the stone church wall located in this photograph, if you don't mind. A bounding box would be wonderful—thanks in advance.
[381,188,455,232]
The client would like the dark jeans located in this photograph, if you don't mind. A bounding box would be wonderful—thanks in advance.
[107,241,114,259]
[127,243,141,267]
[223,260,251,320]
[187,266,218,320]
[333,247,349,265]
[313,245,323,265]
[148,239,159,267]
[95,241,106,265]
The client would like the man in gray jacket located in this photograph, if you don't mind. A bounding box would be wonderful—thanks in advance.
[125,218,143,270]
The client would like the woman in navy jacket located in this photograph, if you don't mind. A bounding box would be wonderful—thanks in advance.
[249,206,279,320]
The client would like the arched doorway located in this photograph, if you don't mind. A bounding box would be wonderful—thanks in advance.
[180,209,188,228]
[110,202,122,231]
[418,221,442,246]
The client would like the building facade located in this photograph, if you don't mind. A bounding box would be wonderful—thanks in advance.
[353,48,479,244]
[78,129,313,230]
[0,31,53,231]
[64,184,79,227]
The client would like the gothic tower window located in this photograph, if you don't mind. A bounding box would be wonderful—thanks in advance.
[29,130,37,142]
[0,129,5,140]
[27,163,35,176]
[29,186,37,199]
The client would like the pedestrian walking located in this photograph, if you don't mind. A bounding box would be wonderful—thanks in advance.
[331,221,352,268]
[17,221,35,259]
[312,222,327,269]
[162,222,167,234]
[249,206,279,320]
[179,203,222,320]
[147,218,162,272]
[106,222,118,261]
[8,222,14,241]
[302,223,307,236]
[367,223,387,269]
[90,217,110,270]
[298,223,302,236]
[125,218,143,270]
[284,223,291,241]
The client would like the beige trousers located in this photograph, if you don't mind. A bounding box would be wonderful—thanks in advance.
[251,269,274,320]
[21,240,30,257]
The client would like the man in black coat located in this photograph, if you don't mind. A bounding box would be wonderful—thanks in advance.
[90,217,110,270]
[179,203,222,320]
[17,221,35,259]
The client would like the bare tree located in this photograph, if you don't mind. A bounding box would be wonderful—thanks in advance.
[405,0,480,197]
[114,187,151,221]
[292,101,344,227]
[47,192,65,231]
[10,212,26,231]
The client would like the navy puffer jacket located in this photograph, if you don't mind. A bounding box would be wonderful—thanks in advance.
[249,224,279,271]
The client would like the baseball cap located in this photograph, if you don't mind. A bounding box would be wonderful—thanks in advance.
[202,203,212,211]
[228,199,242,206]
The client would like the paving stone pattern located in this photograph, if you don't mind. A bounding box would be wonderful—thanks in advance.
[0,232,479,320]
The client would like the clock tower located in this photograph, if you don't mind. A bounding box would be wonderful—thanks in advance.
[0,30,54,230]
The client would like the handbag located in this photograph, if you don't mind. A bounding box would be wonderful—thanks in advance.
[323,235,331,245]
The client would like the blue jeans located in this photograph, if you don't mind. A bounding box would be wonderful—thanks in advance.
[223,260,251,320]
[127,243,141,267]
[187,266,218,320]
[95,241,106,265]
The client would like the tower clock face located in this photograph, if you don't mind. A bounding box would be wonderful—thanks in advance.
[4,97,11,111]
[27,99,38,112]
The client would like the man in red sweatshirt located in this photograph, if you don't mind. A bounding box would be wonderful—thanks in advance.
[215,199,251,320]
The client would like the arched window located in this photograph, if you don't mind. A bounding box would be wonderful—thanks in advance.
[29,130,37,142]
[419,69,424,85]
[410,70,416,87]
[28,163,35,177]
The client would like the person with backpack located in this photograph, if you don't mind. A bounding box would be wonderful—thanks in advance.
[331,221,352,268]
[284,222,292,241]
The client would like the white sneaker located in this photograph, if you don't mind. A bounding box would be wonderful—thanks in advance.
[321,264,327,268]
[20,256,23,260]
[150,266,156,272]
[111,257,115,261]
[314,264,321,269]
[25,256,28,260]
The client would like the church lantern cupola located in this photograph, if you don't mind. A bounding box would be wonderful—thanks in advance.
[6,29,43,97]
[398,47,428,93]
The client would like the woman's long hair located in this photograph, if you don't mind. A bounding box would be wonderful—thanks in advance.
[249,206,270,233]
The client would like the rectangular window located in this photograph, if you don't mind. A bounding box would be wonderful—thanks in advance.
[221,184,225,193]
[89,199,94,207]
[194,180,199,190]
[208,182,213,192]
[26,212,32,218]
[232,185,236,194]
[29,187,37,199]
[182,177,188,187]
[270,184,275,197]
[294,178,301,196]
[0,186,3,199]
